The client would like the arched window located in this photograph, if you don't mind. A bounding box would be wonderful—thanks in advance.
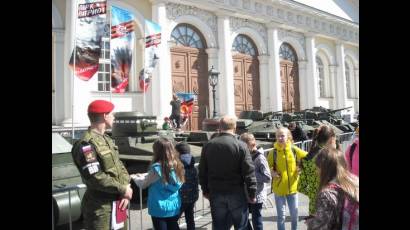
[316,56,325,97]
[170,24,205,48]
[279,43,297,62]
[232,34,257,56]
[345,61,351,98]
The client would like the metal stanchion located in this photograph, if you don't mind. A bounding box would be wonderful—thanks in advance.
[202,192,205,216]
[68,190,72,230]
[140,187,143,230]
[128,202,131,230]
[52,197,54,230]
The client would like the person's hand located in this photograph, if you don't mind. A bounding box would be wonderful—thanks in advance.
[248,197,256,204]
[203,192,209,200]
[271,169,281,179]
[119,198,129,211]
[123,184,133,200]
[297,166,302,175]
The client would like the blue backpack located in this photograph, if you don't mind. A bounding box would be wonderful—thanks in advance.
[180,160,199,204]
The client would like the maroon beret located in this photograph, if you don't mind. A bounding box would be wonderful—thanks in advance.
[88,100,114,114]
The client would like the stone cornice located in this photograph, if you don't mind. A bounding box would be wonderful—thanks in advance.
[171,0,358,44]
[230,17,268,45]
[166,2,218,42]
[150,0,167,5]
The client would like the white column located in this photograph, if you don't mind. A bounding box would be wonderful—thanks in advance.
[298,60,307,110]
[53,29,65,124]
[217,15,235,116]
[258,55,269,112]
[305,34,319,108]
[329,65,338,109]
[61,0,91,127]
[335,41,348,109]
[61,0,76,126]
[151,1,171,122]
[354,68,359,98]
[206,48,219,118]
[354,68,359,113]
[267,26,282,112]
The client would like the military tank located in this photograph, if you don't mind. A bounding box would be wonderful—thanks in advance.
[52,133,86,228]
[111,111,203,203]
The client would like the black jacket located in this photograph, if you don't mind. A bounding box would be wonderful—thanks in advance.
[170,100,181,116]
[198,132,257,198]
[291,126,308,142]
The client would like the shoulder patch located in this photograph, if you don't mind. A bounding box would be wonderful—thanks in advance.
[82,145,96,163]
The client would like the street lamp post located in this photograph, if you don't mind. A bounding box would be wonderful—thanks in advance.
[208,66,220,118]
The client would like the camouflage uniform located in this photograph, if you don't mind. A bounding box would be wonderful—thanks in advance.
[72,129,130,230]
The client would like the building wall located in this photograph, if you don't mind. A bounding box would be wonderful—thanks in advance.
[52,0,359,127]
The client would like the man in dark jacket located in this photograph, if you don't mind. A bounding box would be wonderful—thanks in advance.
[170,93,181,130]
[199,115,257,230]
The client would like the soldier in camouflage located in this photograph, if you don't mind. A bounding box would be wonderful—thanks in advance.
[72,100,132,230]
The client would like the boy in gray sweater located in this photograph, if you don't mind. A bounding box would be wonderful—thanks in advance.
[240,133,272,230]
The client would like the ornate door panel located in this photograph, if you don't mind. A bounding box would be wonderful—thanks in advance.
[232,35,260,117]
[245,58,260,111]
[279,43,300,112]
[171,47,208,131]
[233,59,245,116]
[280,61,300,112]
[171,53,188,93]
[280,64,288,111]
[233,54,260,117]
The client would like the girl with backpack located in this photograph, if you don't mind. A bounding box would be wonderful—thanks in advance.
[131,138,185,230]
[306,147,359,230]
[267,127,308,230]
[298,125,338,217]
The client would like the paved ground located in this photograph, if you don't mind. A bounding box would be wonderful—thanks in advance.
[127,190,309,230]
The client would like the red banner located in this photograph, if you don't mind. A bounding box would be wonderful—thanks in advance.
[69,0,107,81]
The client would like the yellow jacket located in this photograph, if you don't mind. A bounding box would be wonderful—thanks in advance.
[267,141,307,196]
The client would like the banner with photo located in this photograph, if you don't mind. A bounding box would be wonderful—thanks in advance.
[176,92,197,117]
[69,0,107,81]
[110,6,135,93]
[139,20,161,92]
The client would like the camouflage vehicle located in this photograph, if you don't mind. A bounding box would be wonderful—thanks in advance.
[52,133,86,229]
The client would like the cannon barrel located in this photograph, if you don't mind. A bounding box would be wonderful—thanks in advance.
[320,106,352,114]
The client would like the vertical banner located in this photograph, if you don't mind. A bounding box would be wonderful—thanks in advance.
[69,0,107,81]
[110,6,135,93]
[140,20,161,92]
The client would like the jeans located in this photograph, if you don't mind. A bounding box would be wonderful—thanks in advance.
[274,193,298,230]
[151,215,180,230]
[249,203,263,230]
[179,202,195,230]
[210,191,249,230]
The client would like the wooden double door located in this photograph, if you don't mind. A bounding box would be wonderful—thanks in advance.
[280,60,300,112]
[233,53,260,117]
[171,47,209,131]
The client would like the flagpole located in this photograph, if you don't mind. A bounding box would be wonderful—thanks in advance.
[71,0,78,144]
[143,22,146,114]
[109,5,112,102]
